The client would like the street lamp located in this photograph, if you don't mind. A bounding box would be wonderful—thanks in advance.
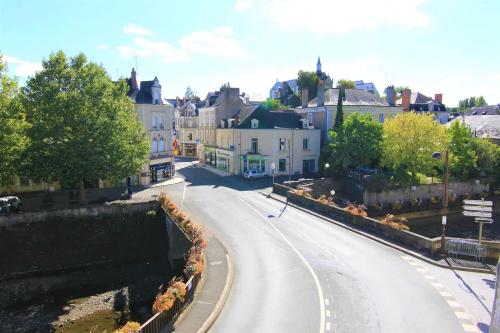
[432,149,449,256]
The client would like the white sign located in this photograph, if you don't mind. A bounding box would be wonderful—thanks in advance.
[463,199,493,206]
[442,216,447,225]
[475,217,494,224]
[271,163,276,170]
[463,205,493,212]
[463,211,493,218]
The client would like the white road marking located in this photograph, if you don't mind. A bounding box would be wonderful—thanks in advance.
[431,282,444,289]
[424,275,435,280]
[416,268,426,273]
[447,300,461,308]
[408,261,419,266]
[455,312,470,320]
[181,182,187,206]
[440,291,452,297]
[326,322,331,331]
[209,260,223,266]
[239,197,326,333]
[326,310,331,317]
[325,299,330,306]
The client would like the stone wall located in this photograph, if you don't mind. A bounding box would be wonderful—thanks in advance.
[364,181,489,207]
[0,201,172,308]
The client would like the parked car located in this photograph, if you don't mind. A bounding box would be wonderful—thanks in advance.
[0,196,22,214]
[244,170,265,179]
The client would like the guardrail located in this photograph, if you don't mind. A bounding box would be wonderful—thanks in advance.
[446,239,487,262]
[139,273,201,333]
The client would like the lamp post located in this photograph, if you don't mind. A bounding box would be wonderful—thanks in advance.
[432,149,449,256]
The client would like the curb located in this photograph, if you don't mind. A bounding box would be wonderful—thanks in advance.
[263,192,495,275]
[197,244,233,333]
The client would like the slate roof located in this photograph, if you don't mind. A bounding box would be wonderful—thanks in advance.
[448,115,500,140]
[237,106,306,129]
[308,88,389,107]
[465,105,500,116]
[178,101,199,116]
[395,92,435,105]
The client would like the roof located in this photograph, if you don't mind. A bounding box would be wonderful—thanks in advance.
[178,100,199,116]
[448,115,500,140]
[308,88,389,107]
[465,105,500,116]
[395,91,437,105]
[237,106,306,129]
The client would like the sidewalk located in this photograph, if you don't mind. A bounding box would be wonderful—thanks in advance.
[265,191,495,275]
[198,164,231,177]
[174,236,232,333]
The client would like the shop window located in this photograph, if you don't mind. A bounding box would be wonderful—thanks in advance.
[279,138,285,151]
[188,133,193,140]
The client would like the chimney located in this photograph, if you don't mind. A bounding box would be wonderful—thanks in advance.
[317,80,325,107]
[434,93,443,104]
[130,68,138,90]
[176,96,180,107]
[224,87,240,105]
[402,88,411,111]
[301,88,309,108]
[385,85,396,106]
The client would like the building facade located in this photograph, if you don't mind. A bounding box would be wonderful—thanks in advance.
[127,69,174,185]
[175,100,200,157]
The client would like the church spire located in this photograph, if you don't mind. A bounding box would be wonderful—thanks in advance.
[316,56,322,74]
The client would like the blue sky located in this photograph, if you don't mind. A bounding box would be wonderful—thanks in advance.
[1,0,499,106]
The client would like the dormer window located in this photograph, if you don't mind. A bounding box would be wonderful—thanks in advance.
[220,120,226,128]
[301,118,308,129]
[251,119,259,129]
[228,118,235,128]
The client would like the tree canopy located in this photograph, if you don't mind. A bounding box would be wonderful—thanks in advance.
[333,87,345,132]
[381,112,449,179]
[336,79,355,89]
[0,55,29,186]
[262,98,286,111]
[21,51,149,201]
[327,113,383,171]
[297,70,319,100]
[458,96,487,111]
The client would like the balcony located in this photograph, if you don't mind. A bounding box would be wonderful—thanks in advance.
[247,149,261,155]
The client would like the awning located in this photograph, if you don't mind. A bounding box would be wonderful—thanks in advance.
[240,155,270,161]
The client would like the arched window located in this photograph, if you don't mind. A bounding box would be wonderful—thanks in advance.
[152,138,158,153]
[159,137,165,152]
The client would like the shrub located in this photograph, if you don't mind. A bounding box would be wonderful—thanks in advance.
[380,214,410,231]
[114,321,141,333]
[317,195,335,206]
[291,189,312,198]
[152,290,176,313]
[343,203,368,217]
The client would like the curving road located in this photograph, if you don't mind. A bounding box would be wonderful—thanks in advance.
[166,160,492,333]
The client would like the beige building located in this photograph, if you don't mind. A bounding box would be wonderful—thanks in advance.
[205,105,321,176]
[175,100,200,157]
[127,69,174,185]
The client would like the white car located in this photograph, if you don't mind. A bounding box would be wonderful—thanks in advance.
[244,170,265,179]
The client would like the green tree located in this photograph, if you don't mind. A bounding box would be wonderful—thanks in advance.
[336,79,355,89]
[458,96,488,111]
[185,86,194,98]
[219,82,231,92]
[297,70,319,100]
[381,112,449,181]
[333,87,345,132]
[471,137,500,181]
[448,121,478,179]
[21,51,149,203]
[262,98,286,111]
[327,113,383,171]
[0,55,29,186]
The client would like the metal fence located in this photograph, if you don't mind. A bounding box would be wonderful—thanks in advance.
[446,239,487,262]
[139,273,201,333]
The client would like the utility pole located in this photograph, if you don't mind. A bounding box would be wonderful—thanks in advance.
[441,149,449,256]
[288,138,291,182]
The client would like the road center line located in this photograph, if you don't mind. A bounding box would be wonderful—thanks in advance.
[239,197,326,333]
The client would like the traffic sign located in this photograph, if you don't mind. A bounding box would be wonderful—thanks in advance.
[463,205,493,212]
[463,199,493,206]
[463,211,493,218]
[475,217,494,224]
[271,163,276,170]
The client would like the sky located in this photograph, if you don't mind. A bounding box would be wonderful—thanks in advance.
[1,0,499,106]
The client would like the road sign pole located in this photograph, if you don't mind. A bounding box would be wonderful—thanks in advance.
[479,222,484,243]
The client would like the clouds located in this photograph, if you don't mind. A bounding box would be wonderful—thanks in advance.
[123,23,153,36]
[241,0,429,34]
[3,55,42,77]
[117,25,249,63]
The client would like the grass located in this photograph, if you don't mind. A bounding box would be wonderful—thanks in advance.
[54,310,129,333]
[416,173,442,185]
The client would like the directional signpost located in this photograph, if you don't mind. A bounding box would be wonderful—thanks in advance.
[463,198,494,242]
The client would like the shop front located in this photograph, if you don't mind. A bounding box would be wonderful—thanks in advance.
[182,143,197,157]
[240,155,269,175]
[203,146,216,166]
[215,149,233,173]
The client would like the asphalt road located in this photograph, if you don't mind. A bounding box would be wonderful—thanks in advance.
[163,159,493,333]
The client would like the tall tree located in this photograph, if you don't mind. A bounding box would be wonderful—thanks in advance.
[0,55,29,186]
[381,112,449,180]
[458,96,488,111]
[21,51,149,203]
[262,98,286,111]
[185,86,194,98]
[333,87,345,132]
[327,113,383,171]
[297,70,319,100]
[448,121,478,179]
[336,79,355,89]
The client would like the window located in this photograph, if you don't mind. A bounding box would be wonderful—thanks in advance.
[378,113,385,123]
[159,117,164,129]
[303,138,309,150]
[251,138,258,154]
[152,138,158,153]
[159,137,165,152]
[251,119,259,129]
[152,116,158,129]
[279,159,286,172]
[307,112,313,124]
[188,133,193,141]
[279,138,286,151]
